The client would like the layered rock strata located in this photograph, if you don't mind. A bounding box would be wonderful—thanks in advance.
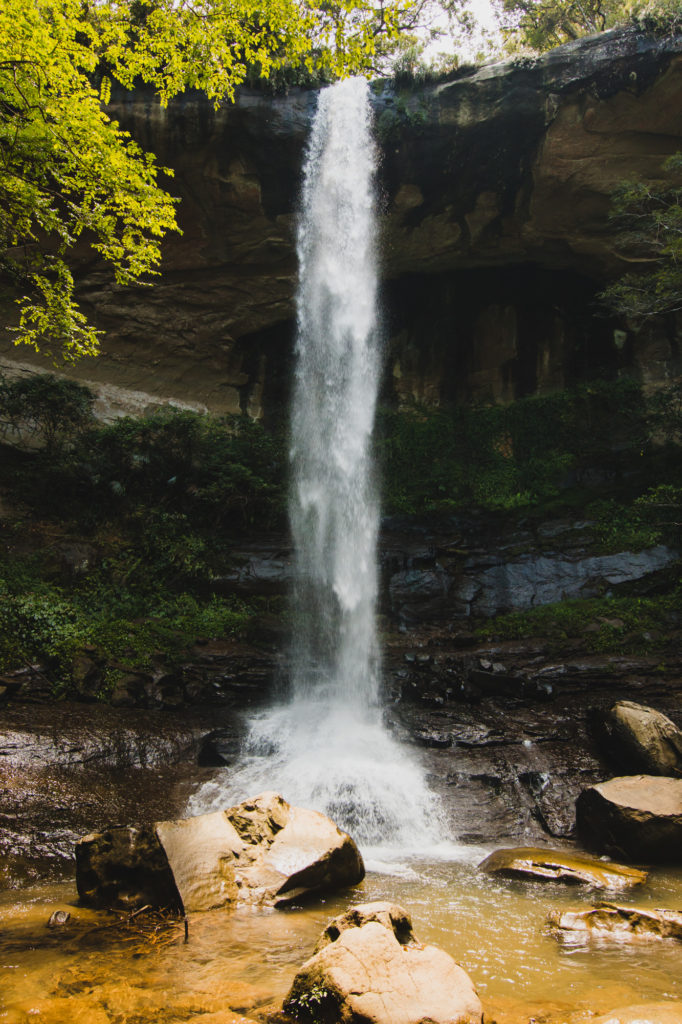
[1,29,681,416]
[549,902,682,942]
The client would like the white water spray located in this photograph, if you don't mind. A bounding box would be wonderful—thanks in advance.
[190,78,440,851]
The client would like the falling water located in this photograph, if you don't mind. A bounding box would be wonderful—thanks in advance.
[190,78,440,851]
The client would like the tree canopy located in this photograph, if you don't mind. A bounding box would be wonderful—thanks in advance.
[494,0,681,53]
[0,0,413,361]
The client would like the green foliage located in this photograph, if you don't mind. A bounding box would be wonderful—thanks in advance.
[4,402,286,536]
[495,0,629,52]
[589,497,664,552]
[629,0,682,33]
[601,153,682,321]
[0,374,94,451]
[378,378,647,515]
[285,983,336,1024]
[0,0,413,361]
[0,391,286,697]
[475,590,682,654]
[0,547,253,692]
[494,0,681,53]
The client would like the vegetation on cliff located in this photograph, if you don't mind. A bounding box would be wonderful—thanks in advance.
[496,0,682,53]
[0,376,285,698]
[377,378,663,515]
[1,370,681,700]
[601,153,682,322]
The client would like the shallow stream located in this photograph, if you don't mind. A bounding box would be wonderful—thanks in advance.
[2,849,681,1024]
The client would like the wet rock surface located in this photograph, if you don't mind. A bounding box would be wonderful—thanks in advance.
[576,775,682,862]
[549,902,682,943]
[76,792,365,912]
[202,515,678,628]
[600,701,682,778]
[0,637,278,711]
[0,702,240,884]
[3,612,682,883]
[76,825,181,911]
[384,628,682,845]
[380,513,677,623]
[478,847,646,889]
[2,507,682,883]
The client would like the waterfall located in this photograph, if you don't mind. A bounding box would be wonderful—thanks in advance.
[290,75,380,712]
[190,78,440,852]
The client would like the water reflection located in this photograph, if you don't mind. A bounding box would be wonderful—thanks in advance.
[2,858,682,1022]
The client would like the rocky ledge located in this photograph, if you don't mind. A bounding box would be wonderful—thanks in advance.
[3,629,682,883]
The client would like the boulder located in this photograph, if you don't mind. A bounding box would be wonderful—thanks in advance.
[590,1004,682,1024]
[576,775,682,862]
[284,901,482,1024]
[477,846,646,889]
[76,792,364,913]
[313,902,416,952]
[602,701,682,778]
[549,902,682,942]
[76,825,181,910]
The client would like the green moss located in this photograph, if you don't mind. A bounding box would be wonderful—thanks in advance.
[0,393,289,700]
[377,378,651,517]
[475,591,682,655]
[0,547,255,696]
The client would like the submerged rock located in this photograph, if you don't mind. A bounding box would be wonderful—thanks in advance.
[591,1003,682,1024]
[76,792,364,913]
[601,701,682,778]
[47,909,71,929]
[549,902,682,942]
[284,901,482,1024]
[478,846,646,889]
[576,775,682,862]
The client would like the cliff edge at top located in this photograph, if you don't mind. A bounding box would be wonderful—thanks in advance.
[1,26,681,417]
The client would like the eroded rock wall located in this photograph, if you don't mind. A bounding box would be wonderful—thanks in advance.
[1,28,682,417]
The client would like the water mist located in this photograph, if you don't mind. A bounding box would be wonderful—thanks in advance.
[190,78,440,852]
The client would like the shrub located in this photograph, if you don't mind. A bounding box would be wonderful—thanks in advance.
[377,378,649,515]
[0,374,94,451]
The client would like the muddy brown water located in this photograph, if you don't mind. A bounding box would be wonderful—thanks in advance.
[2,852,682,1024]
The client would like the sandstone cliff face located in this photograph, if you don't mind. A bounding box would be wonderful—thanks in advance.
[1,28,681,416]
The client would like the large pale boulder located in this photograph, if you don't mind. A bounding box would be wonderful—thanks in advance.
[477,847,646,890]
[284,901,482,1024]
[548,902,682,942]
[313,902,417,951]
[76,792,364,912]
[576,775,682,862]
[602,701,682,778]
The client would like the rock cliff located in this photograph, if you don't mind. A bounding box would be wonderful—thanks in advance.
[1,27,682,416]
